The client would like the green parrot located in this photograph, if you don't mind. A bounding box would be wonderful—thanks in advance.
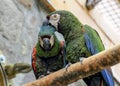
[31,22,66,79]
[46,10,114,86]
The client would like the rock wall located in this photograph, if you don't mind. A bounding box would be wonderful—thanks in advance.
[0,0,48,85]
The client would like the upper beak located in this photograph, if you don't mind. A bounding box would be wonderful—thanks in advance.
[43,38,51,51]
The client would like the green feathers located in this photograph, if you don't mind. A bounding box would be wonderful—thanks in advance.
[47,10,114,86]
[36,38,60,58]
[47,10,104,62]
[36,25,61,58]
[83,25,104,53]
[48,10,83,43]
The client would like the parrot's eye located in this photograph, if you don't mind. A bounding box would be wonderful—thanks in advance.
[51,14,60,21]
[53,14,57,18]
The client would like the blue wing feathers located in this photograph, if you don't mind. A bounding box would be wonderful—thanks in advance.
[83,25,114,86]
[84,33,98,54]
[101,70,115,86]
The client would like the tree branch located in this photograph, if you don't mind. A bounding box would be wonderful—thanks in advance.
[24,44,120,86]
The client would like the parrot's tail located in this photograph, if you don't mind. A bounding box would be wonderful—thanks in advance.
[101,69,115,86]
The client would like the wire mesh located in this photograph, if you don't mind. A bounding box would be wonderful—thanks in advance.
[96,0,120,35]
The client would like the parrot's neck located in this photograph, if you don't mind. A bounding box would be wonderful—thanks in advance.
[36,38,60,58]
[60,23,83,44]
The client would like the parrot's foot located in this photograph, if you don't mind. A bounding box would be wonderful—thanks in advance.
[47,70,51,75]
[65,62,72,71]
[38,75,45,79]
[79,57,86,64]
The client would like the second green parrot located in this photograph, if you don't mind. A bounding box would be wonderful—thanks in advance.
[32,23,66,79]
[46,10,114,86]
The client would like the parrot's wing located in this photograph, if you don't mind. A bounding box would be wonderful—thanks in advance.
[55,31,65,43]
[55,31,66,66]
[31,47,40,79]
[83,25,104,54]
[31,47,37,72]
[83,25,114,86]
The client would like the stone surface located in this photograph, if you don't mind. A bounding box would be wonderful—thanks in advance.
[0,0,48,85]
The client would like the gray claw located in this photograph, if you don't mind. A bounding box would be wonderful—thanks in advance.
[47,70,51,75]
[79,57,86,64]
[65,62,72,71]
[39,75,45,78]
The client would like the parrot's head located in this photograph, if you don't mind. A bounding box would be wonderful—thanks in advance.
[39,35,54,51]
[46,10,82,31]
[38,25,56,51]
[46,13,60,30]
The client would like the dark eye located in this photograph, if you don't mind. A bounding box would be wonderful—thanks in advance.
[54,15,57,18]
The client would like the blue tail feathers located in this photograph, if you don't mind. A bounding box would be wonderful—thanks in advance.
[101,69,114,86]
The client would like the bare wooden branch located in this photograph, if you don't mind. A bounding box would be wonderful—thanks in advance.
[24,44,120,86]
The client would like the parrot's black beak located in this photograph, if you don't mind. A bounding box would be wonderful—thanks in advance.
[43,38,51,51]
[39,35,54,51]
